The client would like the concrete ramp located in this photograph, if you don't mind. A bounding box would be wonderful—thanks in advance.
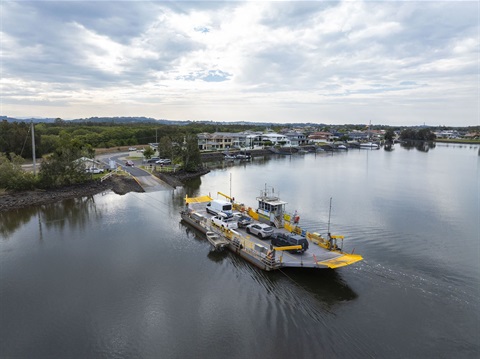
[134,174,172,192]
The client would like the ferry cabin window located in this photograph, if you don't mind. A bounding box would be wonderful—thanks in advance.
[258,202,275,212]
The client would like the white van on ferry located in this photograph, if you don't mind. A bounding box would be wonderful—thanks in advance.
[206,199,233,215]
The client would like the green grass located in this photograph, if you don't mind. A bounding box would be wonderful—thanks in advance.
[435,139,480,144]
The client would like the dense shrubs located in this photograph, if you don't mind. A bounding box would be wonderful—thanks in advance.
[0,153,37,191]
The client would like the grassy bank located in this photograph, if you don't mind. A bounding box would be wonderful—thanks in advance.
[435,139,480,145]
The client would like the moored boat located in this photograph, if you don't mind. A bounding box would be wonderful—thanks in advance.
[360,142,380,149]
[206,231,229,251]
[235,153,251,160]
[223,154,236,160]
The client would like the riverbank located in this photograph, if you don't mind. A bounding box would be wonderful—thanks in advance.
[0,175,144,212]
[0,166,215,212]
[153,168,211,188]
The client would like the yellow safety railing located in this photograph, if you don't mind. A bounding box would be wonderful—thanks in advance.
[273,245,302,251]
[247,207,259,220]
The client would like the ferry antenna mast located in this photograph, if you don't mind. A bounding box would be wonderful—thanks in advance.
[327,197,332,234]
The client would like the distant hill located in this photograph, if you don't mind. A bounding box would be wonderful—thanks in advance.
[0,115,322,127]
[71,116,172,124]
[1,115,278,127]
[0,116,56,123]
[0,116,191,125]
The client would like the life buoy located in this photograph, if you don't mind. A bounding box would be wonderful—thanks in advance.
[294,215,300,224]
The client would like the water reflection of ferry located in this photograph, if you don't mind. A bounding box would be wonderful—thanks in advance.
[180,186,363,271]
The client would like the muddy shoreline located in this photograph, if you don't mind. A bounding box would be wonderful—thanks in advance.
[153,168,210,188]
[0,169,211,212]
[0,176,145,213]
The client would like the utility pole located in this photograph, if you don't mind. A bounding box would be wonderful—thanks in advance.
[31,122,36,176]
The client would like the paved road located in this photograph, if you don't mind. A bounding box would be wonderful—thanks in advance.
[99,152,172,192]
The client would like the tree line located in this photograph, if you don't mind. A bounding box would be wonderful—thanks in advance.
[0,134,94,191]
[0,120,265,159]
[399,128,436,141]
[0,120,216,191]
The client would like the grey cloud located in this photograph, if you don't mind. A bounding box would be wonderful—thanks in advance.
[259,1,337,30]
[1,1,204,87]
[239,1,477,96]
[4,1,159,44]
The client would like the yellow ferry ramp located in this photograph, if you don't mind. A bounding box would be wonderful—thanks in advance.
[316,253,363,269]
[185,195,213,204]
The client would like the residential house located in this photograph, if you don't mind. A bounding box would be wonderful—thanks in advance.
[284,131,308,146]
[434,130,460,139]
[308,131,333,143]
[197,131,292,150]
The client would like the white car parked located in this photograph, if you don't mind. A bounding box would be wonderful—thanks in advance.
[85,167,104,174]
[246,223,274,239]
[211,213,238,230]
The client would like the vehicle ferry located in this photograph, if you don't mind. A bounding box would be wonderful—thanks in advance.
[180,186,363,271]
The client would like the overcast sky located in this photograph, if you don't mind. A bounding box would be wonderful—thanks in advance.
[1,1,478,126]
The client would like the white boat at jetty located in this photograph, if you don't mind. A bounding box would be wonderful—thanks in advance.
[223,154,236,160]
[360,142,380,149]
[235,153,251,160]
[180,187,363,271]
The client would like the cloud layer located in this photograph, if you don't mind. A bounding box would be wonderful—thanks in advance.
[1,1,478,125]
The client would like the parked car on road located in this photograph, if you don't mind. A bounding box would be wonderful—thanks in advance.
[146,157,160,163]
[246,223,274,239]
[85,167,104,174]
[271,233,309,253]
[155,159,171,165]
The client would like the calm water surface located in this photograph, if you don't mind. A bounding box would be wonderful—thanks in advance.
[1,144,479,358]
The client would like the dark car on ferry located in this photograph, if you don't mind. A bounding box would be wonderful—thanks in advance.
[271,233,309,253]
[233,213,253,228]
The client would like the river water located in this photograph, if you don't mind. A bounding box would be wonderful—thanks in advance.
[1,144,479,358]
